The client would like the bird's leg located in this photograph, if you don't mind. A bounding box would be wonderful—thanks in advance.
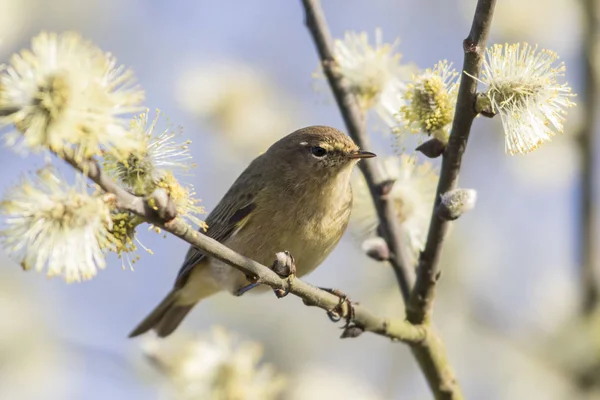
[235,251,296,297]
[271,251,296,298]
[235,282,260,296]
[319,287,357,328]
[234,274,260,297]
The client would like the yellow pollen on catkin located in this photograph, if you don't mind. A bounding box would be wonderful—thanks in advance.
[37,73,71,122]
[393,60,458,145]
[155,172,207,231]
[402,74,454,134]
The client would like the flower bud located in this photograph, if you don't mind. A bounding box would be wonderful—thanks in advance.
[475,93,495,118]
[437,188,477,220]
[416,138,446,158]
[361,237,390,261]
[341,325,364,339]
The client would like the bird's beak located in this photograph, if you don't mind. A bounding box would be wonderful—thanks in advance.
[347,150,376,159]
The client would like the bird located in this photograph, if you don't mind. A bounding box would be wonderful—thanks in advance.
[129,125,375,338]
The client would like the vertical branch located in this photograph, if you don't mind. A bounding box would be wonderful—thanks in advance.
[579,0,598,316]
[406,0,497,325]
[300,1,468,398]
[302,0,415,300]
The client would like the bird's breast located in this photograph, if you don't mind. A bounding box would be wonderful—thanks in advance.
[212,181,353,293]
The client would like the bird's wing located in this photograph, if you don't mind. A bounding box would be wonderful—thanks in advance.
[174,165,264,288]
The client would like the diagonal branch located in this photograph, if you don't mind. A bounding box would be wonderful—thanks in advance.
[300,1,469,399]
[62,152,426,345]
[406,0,497,326]
[302,0,415,301]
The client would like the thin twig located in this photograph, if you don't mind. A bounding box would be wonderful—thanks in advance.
[61,152,427,345]
[406,0,497,325]
[579,0,598,316]
[301,0,414,301]
[300,1,467,399]
[406,2,497,392]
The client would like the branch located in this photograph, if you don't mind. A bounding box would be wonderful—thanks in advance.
[406,0,497,325]
[301,0,414,300]
[62,152,426,345]
[0,107,20,117]
[300,1,466,399]
[579,0,599,316]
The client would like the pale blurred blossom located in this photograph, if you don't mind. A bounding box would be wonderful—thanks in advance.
[0,268,69,399]
[30,0,139,28]
[175,61,296,156]
[465,0,582,57]
[314,29,414,132]
[289,366,384,400]
[352,155,438,265]
[0,0,31,55]
[142,326,286,400]
[0,0,143,56]
[328,29,413,128]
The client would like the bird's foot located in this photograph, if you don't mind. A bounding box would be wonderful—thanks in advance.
[319,287,357,328]
[271,251,296,298]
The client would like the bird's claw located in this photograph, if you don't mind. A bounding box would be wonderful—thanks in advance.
[320,287,357,328]
[271,251,296,298]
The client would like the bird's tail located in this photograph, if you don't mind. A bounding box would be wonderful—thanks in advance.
[129,289,195,338]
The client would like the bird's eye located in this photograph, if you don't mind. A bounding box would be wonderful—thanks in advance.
[311,146,327,158]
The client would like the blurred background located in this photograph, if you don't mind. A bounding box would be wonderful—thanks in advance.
[0,0,597,399]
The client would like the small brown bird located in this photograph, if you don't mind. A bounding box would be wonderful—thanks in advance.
[129,126,375,338]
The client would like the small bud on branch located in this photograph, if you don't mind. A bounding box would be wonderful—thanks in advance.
[416,138,446,158]
[437,188,478,221]
[474,92,496,117]
[361,237,390,261]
